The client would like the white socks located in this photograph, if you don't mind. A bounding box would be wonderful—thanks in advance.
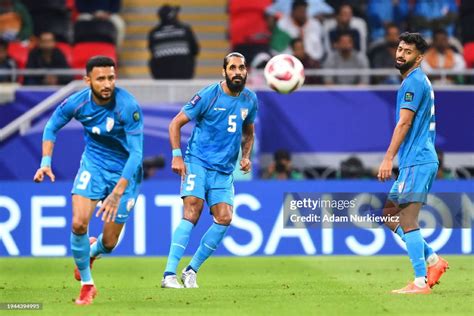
[426,253,439,267]
[414,277,427,288]
[81,280,94,286]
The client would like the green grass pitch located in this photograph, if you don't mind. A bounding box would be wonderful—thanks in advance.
[0,256,472,315]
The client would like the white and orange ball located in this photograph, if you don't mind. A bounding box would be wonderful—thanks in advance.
[264,54,305,94]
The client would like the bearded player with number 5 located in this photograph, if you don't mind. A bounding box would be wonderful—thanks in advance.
[33,56,144,305]
[162,52,258,288]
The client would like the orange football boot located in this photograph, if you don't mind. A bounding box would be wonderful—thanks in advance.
[427,256,449,288]
[392,282,432,294]
[75,284,97,305]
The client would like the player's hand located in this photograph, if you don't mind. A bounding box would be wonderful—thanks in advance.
[96,192,122,223]
[33,167,56,183]
[240,158,251,174]
[171,156,187,178]
[377,159,393,182]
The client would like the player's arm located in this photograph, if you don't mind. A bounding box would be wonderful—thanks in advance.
[240,123,254,173]
[97,107,144,223]
[33,101,74,183]
[378,109,415,181]
[169,111,191,177]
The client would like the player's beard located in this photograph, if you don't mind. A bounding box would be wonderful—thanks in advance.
[225,72,246,94]
[90,84,113,103]
[395,58,416,74]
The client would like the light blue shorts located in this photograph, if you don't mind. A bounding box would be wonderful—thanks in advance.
[181,162,234,207]
[389,162,438,205]
[71,157,143,223]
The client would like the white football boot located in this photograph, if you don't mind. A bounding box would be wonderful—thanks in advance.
[161,275,183,288]
[181,268,199,288]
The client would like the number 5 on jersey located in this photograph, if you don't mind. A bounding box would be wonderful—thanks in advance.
[185,174,196,191]
[227,115,237,133]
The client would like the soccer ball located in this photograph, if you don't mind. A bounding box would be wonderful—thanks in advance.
[264,54,305,94]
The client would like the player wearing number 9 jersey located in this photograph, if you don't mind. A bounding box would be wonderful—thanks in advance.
[33,56,144,305]
[161,52,258,289]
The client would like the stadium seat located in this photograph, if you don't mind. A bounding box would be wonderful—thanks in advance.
[71,42,117,70]
[73,20,117,45]
[463,42,474,68]
[7,41,29,69]
[56,42,73,66]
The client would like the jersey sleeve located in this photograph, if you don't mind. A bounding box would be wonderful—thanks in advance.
[121,102,144,180]
[123,102,144,134]
[244,94,258,125]
[42,97,75,142]
[399,78,424,112]
[182,86,212,121]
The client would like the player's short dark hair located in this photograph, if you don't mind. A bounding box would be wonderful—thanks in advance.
[86,56,116,74]
[292,0,308,11]
[399,32,428,54]
[223,52,246,69]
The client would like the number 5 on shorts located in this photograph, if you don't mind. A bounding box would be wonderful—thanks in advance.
[76,170,91,190]
[186,174,196,191]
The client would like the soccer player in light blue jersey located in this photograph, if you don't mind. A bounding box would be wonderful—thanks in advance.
[161,52,257,288]
[33,56,144,304]
[377,33,448,294]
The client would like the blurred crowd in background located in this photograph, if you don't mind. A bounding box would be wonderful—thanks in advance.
[231,0,473,85]
[0,0,473,85]
[1,0,472,180]
[259,148,464,181]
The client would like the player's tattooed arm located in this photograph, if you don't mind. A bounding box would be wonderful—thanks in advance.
[378,109,415,181]
[240,123,254,173]
[96,178,129,222]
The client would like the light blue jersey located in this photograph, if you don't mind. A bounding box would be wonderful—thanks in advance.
[43,87,144,181]
[396,67,438,168]
[182,82,258,174]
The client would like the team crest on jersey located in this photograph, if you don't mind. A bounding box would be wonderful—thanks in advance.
[133,111,140,122]
[126,198,135,212]
[241,108,249,120]
[404,92,414,102]
[189,94,201,107]
[106,117,115,132]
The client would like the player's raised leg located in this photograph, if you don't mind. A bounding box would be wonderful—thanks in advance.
[90,221,125,257]
[90,180,140,259]
[162,196,204,288]
[71,194,99,305]
[79,177,141,279]
[183,202,232,288]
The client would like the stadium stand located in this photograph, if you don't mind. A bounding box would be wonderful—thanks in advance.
[119,0,228,78]
[71,42,117,70]
[6,40,29,69]
[56,41,73,66]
